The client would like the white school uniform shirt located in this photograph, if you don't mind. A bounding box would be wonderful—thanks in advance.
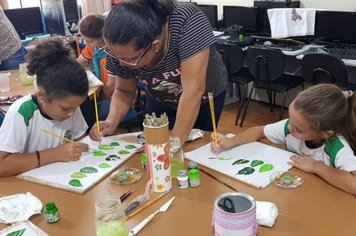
[264,119,356,172]
[0,95,88,153]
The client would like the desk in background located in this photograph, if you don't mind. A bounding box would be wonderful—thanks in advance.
[0,70,100,112]
[0,132,355,235]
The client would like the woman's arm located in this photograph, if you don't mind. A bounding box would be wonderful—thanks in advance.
[170,48,209,144]
[89,76,137,140]
[102,75,116,98]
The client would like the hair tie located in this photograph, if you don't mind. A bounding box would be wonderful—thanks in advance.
[343,90,353,99]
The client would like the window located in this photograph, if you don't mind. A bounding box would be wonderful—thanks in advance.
[8,0,41,9]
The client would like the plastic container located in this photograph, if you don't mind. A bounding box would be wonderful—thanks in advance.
[177,169,189,189]
[188,169,200,188]
[95,195,128,236]
[45,202,60,223]
[170,136,184,179]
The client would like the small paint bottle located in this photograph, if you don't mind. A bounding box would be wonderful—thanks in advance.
[45,202,60,223]
[140,152,147,170]
[188,168,200,188]
[177,169,189,189]
[187,161,198,172]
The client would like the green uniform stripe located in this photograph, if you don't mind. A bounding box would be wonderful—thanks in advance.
[324,137,344,167]
[284,118,291,137]
[17,100,38,126]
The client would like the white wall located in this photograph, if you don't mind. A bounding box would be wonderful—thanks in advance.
[179,0,356,19]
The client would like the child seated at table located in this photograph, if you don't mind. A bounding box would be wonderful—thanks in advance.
[0,38,90,177]
[76,13,139,123]
[211,84,356,195]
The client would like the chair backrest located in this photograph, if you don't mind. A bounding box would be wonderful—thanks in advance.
[246,47,285,84]
[215,44,243,75]
[301,53,348,87]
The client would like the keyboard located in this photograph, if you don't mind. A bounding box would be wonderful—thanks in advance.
[254,43,303,51]
[308,46,356,60]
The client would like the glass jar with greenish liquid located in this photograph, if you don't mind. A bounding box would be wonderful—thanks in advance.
[19,63,34,86]
[170,136,184,179]
[95,195,128,236]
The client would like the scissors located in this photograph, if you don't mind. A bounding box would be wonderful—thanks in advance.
[218,197,236,213]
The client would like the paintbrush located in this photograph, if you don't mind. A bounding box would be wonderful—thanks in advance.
[40,129,97,152]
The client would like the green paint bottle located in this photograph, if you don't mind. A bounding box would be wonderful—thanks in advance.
[140,152,147,170]
[188,169,200,188]
[45,202,60,223]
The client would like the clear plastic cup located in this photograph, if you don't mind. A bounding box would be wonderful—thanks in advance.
[0,73,10,92]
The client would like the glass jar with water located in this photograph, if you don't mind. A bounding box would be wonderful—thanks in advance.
[170,136,184,179]
[95,195,128,236]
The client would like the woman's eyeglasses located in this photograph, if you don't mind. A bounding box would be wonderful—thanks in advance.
[105,44,152,67]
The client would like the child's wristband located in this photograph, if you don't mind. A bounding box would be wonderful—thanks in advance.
[36,151,41,167]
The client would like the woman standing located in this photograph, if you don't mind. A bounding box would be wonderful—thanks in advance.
[90,0,227,144]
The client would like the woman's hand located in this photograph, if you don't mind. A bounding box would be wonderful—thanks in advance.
[55,142,89,162]
[288,154,320,173]
[89,120,117,141]
[210,132,234,153]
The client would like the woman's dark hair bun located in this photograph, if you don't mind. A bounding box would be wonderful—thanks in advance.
[137,0,174,17]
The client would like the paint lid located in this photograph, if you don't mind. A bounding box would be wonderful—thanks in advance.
[178,169,187,177]
[111,168,142,185]
[187,161,198,170]
[270,171,304,189]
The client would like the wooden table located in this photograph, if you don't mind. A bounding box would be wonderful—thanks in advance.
[0,133,355,235]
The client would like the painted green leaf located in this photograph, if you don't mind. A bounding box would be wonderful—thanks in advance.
[237,167,255,175]
[7,229,26,236]
[93,150,107,156]
[71,172,87,178]
[125,144,137,149]
[110,141,120,146]
[259,164,274,173]
[233,159,249,165]
[99,144,115,150]
[118,150,130,155]
[80,167,98,173]
[69,179,83,187]
[99,163,112,168]
[251,160,264,167]
[217,156,232,160]
[105,155,121,161]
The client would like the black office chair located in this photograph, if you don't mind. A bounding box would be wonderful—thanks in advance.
[239,47,304,127]
[215,43,255,125]
[301,53,348,88]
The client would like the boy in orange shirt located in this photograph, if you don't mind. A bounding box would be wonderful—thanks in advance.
[77,14,115,119]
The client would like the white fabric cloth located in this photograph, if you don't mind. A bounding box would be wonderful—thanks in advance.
[264,119,356,172]
[256,201,278,227]
[0,95,87,153]
[0,192,42,224]
[268,8,321,38]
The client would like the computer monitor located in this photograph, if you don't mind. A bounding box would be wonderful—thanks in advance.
[223,6,258,33]
[4,7,44,39]
[197,4,218,29]
[314,11,356,43]
[63,0,79,24]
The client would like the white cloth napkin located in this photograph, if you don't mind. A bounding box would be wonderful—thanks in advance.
[187,129,204,142]
[268,8,322,38]
[0,192,42,224]
[256,201,278,227]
